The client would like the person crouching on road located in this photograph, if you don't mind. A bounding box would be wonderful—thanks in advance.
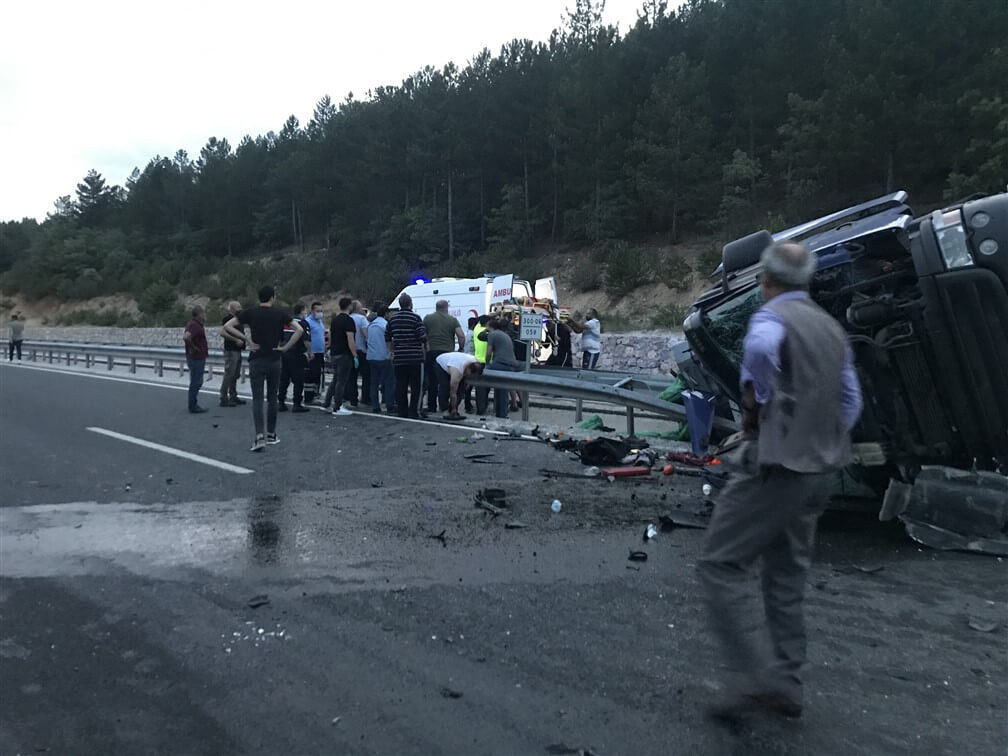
[278,302,313,413]
[325,297,358,417]
[481,318,522,419]
[303,301,327,404]
[223,286,304,452]
[436,351,479,419]
[697,242,863,722]
[219,300,246,407]
[183,305,209,413]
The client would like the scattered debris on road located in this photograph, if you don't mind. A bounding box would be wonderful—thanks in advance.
[628,550,648,562]
[643,524,658,541]
[247,594,270,609]
[428,530,447,547]
[967,617,999,633]
[659,513,708,531]
[439,686,463,699]
[505,521,530,529]
[551,499,563,513]
[852,563,885,574]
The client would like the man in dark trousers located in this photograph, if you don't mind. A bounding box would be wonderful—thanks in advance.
[386,293,427,419]
[7,314,24,361]
[325,297,358,417]
[278,302,312,413]
[304,301,326,404]
[422,299,464,413]
[183,305,209,413]
[219,300,246,407]
[698,242,863,721]
[224,286,303,451]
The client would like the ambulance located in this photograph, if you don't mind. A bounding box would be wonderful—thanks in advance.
[392,274,559,321]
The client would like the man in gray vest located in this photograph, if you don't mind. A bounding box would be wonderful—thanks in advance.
[699,241,863,722]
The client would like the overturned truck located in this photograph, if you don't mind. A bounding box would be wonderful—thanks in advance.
[676,190,1008,554]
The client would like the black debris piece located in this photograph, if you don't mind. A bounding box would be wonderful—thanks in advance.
[464,453,495,460]
[439,686,463,699]
[428,530,447,547]
[628,550,648,562]
[425,442,437,446]
[247,595,270,609]
[505,521,530,529]
[165,478,174,485]
[371,481,384,488]
[659,513,708,531]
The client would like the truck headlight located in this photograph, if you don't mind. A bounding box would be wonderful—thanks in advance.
[932,210,974,269]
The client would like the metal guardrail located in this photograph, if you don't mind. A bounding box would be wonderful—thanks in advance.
[470,369,738,437]
[2,338,739,438]
[1,339,243,383]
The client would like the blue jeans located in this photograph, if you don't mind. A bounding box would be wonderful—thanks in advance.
[485,362,520,418]
[369,359,395,409]
[187,358,205,410]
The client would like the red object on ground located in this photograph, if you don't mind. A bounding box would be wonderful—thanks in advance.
[601,466,652,478]
[662,464,675,476]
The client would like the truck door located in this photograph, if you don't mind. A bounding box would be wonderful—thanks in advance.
[535,277,558,304]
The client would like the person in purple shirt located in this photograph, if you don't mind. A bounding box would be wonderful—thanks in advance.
[698,241,862,724]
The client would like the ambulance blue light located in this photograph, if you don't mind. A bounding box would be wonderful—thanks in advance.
[415,278,425,285]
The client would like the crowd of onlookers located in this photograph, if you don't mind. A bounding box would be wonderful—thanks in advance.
[182,286,601,451]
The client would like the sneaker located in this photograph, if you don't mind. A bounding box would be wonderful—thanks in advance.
[266,433,280,445]
[250,435,266,452]
[292,406,310,413]
[334,407,353,417]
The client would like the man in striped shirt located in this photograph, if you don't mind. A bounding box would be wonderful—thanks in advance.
[386,293,427,419]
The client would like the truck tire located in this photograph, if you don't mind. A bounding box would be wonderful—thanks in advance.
[722,230,772,274]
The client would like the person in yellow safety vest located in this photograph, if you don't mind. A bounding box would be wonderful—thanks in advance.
[471,315,490,414]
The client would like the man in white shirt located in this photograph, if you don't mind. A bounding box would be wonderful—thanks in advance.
[435,351,481,419]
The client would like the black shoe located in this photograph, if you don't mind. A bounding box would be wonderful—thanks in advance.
[418,411,430,420]
[464,404,474,413]
[189,407,208,414]
[220,399,235,407]
[250,434,266,452]
[278,403,288,412]
[292,406,310,413]
[233,398,247,405]
[266,433,280,445]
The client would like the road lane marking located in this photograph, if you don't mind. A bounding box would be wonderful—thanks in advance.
[86,427,254,474]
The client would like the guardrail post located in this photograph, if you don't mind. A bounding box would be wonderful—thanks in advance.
[30,349,36,362]
[156,359,164,377]
[626,406,635,438]
[178,361,185,377]
[85,354,91,368]
[130,357,137,373]
[575,398,583,423]
[107,355,113,370]
[66,351,71,366]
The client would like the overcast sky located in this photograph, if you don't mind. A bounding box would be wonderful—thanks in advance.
[1,0,646,222]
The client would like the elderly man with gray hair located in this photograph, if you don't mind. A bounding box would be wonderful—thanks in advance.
[699,241,863,722]
[218,300,246,407]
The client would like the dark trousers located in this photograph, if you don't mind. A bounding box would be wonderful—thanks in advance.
[326,354,353,409]
[249,356,281,436]
[485,362,519,418]
[220,350,242,402]
[279,352,307,407]
[369,359,395,409]
[582,351,600,369]
[304,354,324,402]
[435,361,452,412]
[8,340,22,361]
[344,351,370,405]
[425,351,447,411]
[186,358,205,410]
[395,362,422,417]
[697,443,827,703]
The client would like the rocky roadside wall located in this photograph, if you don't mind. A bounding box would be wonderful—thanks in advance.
[13,327,685,375]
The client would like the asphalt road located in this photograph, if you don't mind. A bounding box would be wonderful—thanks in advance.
[0,362,1005,755]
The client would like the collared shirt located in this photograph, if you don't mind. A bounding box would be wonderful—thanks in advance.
[581,318,601,353]
[740,290,863,431]
[386,310,426,365]
[366,316,390,361]
[351,312,369,352]
[307,314,326,353]
[184,318,209,359]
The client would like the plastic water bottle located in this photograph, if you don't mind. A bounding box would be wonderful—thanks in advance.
[551,499,563,513]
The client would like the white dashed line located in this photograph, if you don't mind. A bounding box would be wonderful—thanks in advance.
[86,427,254,474]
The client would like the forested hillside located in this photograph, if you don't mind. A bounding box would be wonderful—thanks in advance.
[1,0,1005,325]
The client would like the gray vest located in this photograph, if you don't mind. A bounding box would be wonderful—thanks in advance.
[757,296,852,472]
